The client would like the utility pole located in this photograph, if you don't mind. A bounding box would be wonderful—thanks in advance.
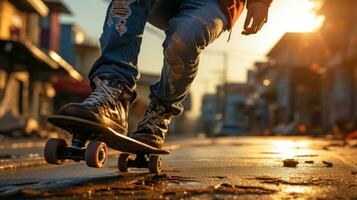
[204,50,230,122]
[222,52,229,122]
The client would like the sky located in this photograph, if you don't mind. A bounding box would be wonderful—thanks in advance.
[61,0,323,118]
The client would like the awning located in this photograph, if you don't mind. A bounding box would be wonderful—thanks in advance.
[9,0,49,16]
[0,39,58,70]
[49,51,83,81]
[43,0,71,14]
[0,39,83,81]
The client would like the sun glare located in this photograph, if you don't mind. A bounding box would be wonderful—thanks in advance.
[275,0,325,32]
[271,140,311,159]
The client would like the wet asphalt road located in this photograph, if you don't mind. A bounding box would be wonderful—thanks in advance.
[0,136,357,199]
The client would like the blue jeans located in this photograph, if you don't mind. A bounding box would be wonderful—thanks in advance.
[89,0,228,115]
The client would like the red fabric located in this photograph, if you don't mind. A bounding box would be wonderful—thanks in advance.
[220,0,272,29]
[54,78,92,96]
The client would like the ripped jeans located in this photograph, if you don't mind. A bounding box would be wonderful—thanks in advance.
[89,0,228,115]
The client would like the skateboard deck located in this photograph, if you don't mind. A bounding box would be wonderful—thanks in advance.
[48,115,170,155]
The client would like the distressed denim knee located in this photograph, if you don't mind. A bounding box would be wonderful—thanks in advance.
[165,19,206,67]
[150,14,226,115]
[163,17,207,93]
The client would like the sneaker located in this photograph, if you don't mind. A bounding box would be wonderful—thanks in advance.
[57,76,136,135]
[131,100,174,148]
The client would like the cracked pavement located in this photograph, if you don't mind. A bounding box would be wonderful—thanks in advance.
[0,136,357,199]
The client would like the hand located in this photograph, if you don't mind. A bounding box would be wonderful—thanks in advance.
[242,2,269,35]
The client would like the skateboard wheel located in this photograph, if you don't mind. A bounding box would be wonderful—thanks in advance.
[85,141,107,168]
[148,155,162,173]
[118,153,131,172]
[44,138,67,165]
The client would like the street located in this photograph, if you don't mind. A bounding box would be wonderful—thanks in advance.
[0,136,356,199]
[0,0,356,199]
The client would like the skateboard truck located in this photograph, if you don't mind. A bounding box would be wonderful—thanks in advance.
[118,153,163,173]
[71,132,90,148]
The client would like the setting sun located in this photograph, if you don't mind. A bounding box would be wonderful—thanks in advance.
[272,0,325,32]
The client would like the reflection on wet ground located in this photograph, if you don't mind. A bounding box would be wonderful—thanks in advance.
[0,136,357,199]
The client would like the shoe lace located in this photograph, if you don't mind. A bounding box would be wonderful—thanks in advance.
[139,105,171,133]
[84,78,122,108]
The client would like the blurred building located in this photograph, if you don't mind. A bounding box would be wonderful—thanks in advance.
[59,24,100,77]
[246,0,357,135]
[316,0,357,134]
[0,0,83,136]
[246,63,276,134]
[247,33,339,134]
[201,83,249,136]
[52,24,99,112]
[201,94,217,136]
[267,33,327,134]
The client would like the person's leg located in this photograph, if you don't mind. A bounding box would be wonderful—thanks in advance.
[89,0,150,88]
[132,0,228,148]
[56,0,150,138]
[147,0,181,30]
[152,0,228,114]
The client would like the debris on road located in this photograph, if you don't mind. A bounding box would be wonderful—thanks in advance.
[152,173,171,179]
[283,159,299,167]
[351,171,357,175]
[322,146,330,151]
[322,161,333,168]
[305,160,314,164]
[4,175,278,199]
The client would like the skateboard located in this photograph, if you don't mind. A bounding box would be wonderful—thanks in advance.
[45,115,170,173]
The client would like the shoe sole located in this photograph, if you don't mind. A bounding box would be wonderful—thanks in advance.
[48,115,127,136]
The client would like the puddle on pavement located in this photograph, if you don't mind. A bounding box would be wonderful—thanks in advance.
[294,154,318,158]
[279,185,313,199]
[254,176,337,186]
[0,153,41,162]
[260,152,281,155]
